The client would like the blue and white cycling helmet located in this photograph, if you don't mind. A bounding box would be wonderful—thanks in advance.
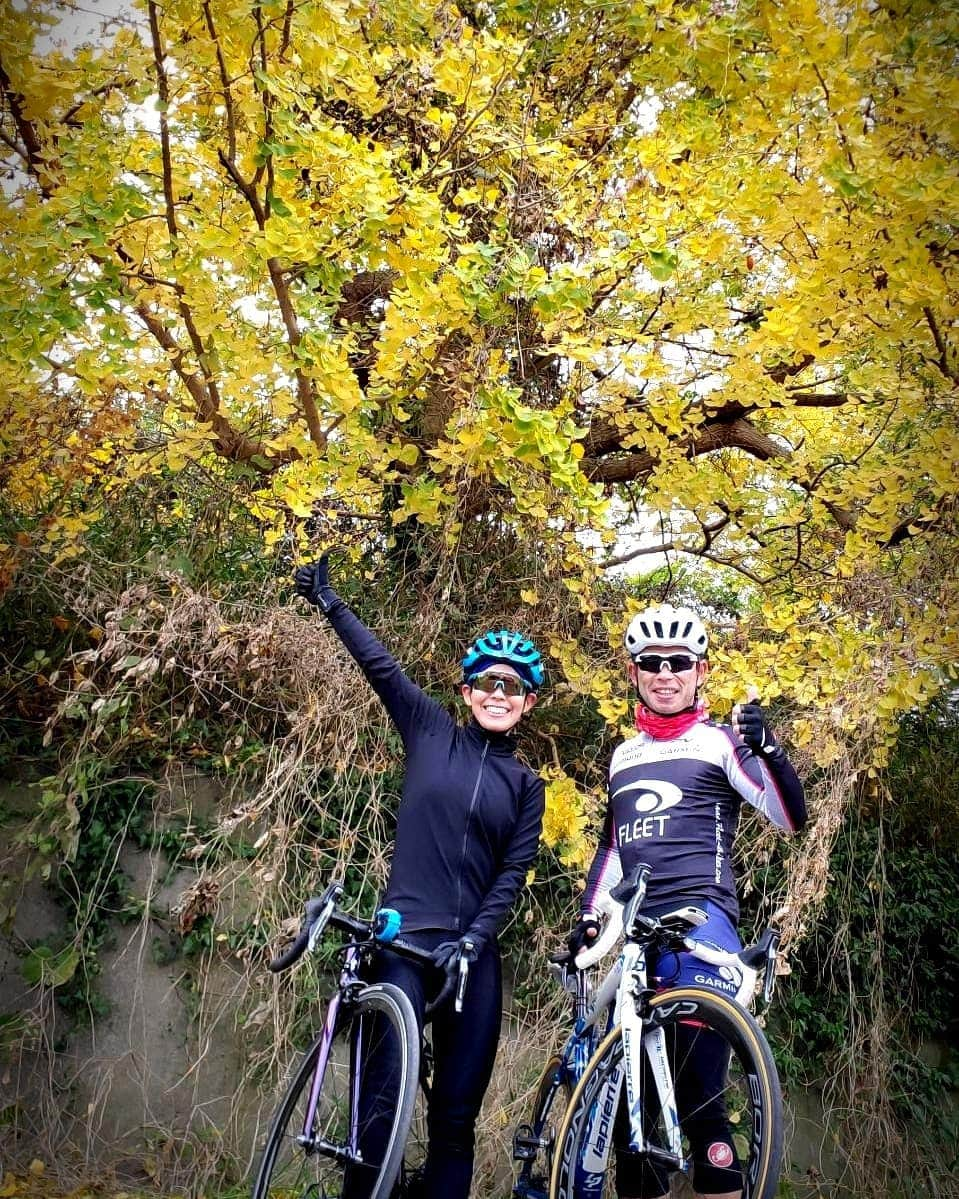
[625,604,709,659]
[461,629,545,690]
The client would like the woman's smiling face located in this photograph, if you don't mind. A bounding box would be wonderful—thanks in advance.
[462,664,537,732]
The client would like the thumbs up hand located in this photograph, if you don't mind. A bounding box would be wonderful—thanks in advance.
[732,686,776,755]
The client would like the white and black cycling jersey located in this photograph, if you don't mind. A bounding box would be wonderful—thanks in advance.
[582,720,806,923]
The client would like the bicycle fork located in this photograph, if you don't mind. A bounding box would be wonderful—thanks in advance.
[623,1003,686,1172]
[299,947,364,1162]
[578,973,690,1186]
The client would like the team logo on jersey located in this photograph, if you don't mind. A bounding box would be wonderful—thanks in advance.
[612,779,683,815]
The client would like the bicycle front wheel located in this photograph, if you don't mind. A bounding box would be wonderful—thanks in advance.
[252,982,420,1199]
[550,987,783,1199]
[513,1053,575,1198]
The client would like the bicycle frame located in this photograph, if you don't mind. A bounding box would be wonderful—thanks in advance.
[298,941,365,1159]
[270,881,468,1178]
[571,874,767,1183]
[580,936,686,1176]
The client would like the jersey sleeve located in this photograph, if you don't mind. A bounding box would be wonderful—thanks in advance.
[467,773,546,944]
[324,599,452,745]
[581,799,624,919]
[720,726,807,832]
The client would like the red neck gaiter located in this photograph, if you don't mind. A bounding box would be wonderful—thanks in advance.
[635,700,707,740]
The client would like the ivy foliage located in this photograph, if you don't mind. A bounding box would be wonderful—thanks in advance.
[759,692,959,1189]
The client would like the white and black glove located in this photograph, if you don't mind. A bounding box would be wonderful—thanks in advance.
[732,688,778,756]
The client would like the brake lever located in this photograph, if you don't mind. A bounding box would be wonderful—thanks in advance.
[454,938,475,1013]
[762,929,781,1005]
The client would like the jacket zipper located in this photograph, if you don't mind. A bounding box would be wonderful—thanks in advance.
[455,740,488,932]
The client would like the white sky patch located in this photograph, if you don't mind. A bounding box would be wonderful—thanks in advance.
[32,0,138,55]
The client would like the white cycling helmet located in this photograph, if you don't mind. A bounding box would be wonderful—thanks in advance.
[625,604,709,659]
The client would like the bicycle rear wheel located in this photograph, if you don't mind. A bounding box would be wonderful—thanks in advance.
[551,988,783,1199]
[252,982,420,1199]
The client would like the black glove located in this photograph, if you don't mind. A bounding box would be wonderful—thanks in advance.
[734,701,778,756]
[431,934,483,973]
[566,917,600,958]
[293,556,338,614]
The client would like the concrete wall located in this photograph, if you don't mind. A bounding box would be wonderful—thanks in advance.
[0,771,272,1190]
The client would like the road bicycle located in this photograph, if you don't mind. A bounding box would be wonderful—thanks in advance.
[251,879,468,1199]
[511,947,607,1199]
[515,863,783,1199]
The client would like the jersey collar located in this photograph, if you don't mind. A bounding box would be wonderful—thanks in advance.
[465,718,517,754]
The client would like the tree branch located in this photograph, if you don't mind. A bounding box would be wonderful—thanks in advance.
[202,1,237,162]
[602,512,730,569]
[0,56,57,195]
[61,77,136,128]
[585,415,788,485]
[136,319,297,469]
[148,3,178,243]
[884,499,955,548]
[923,307,959,386]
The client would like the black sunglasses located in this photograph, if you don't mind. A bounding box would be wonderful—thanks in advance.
[635,653,699,674]
[468,671,529,697]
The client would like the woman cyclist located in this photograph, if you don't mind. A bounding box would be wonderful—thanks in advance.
[294,556,546,1198]
[567,602,806,1199]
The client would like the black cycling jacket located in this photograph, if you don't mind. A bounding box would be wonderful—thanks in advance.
[321,595,545,945]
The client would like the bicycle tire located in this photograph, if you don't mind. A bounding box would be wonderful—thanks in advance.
[514,1053,574,1198]
[391,1040,431,1197]
[550,987,783,1199]
[252,982,420,1199]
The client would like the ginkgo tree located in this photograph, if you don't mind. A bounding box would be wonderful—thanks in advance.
[1,0,957,855]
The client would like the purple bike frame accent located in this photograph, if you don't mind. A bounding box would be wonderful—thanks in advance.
[350,1001,364,1155]
[301,945,362,1142]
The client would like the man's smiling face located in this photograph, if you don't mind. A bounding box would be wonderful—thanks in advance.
[629,644,707,715]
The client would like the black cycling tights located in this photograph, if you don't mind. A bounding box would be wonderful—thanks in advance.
[342,930,503,1199]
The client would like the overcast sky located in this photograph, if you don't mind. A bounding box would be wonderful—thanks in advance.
[36,0,137,55]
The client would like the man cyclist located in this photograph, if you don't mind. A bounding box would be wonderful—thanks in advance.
[295,556,545,1199]
[566,602,806,1199]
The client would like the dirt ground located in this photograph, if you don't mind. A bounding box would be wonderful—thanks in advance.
[0,1165,199,1199]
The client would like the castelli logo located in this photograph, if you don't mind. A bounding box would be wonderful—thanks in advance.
[707,1142,735,1169]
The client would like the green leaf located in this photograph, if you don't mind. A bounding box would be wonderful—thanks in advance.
[648,247,678,281]
[22,945,80,987]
